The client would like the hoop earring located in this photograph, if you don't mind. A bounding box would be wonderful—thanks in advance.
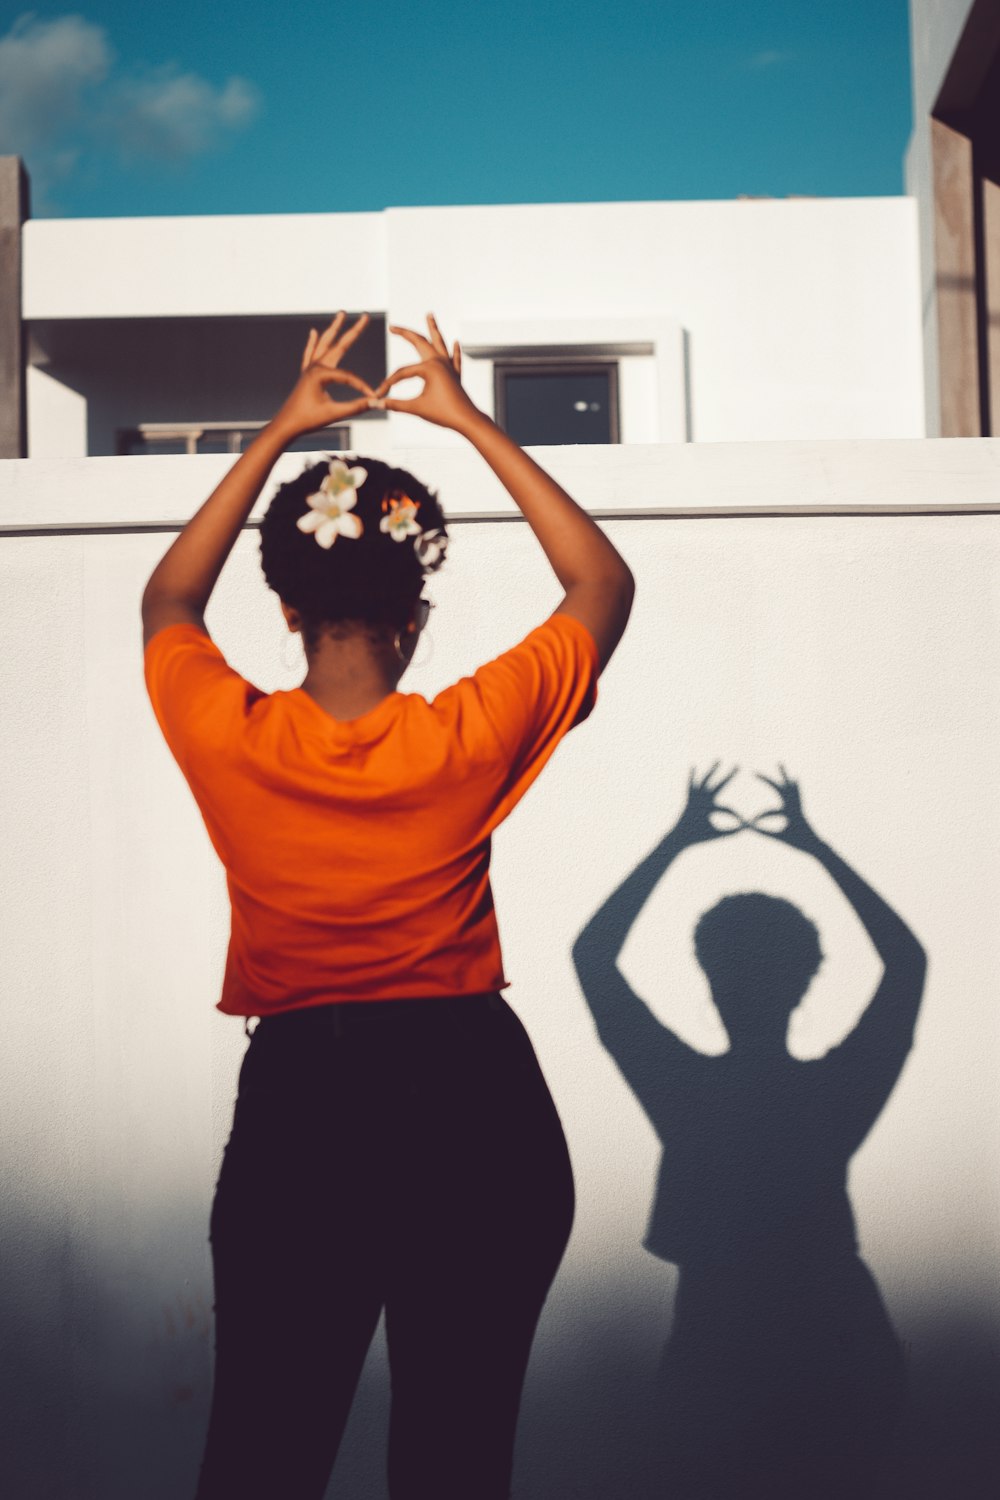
[393,630,406,664]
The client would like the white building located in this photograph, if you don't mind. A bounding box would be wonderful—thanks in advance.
[7,197,924,459]
[2,1,997,462]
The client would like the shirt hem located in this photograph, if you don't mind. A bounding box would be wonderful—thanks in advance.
[218,976,512,1018]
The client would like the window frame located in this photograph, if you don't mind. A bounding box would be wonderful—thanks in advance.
[116,420,355,456]
[492,357,621,445]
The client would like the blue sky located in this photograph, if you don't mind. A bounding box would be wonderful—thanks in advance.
[0,0,914,218]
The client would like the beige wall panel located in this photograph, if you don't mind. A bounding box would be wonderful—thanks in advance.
[1,445,998,1496]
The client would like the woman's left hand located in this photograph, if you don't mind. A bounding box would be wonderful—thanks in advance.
[272,313,376,439]
[671,763,743,845]
[749,767,823,851]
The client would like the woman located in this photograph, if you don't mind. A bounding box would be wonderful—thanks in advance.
[141,311,635,1499]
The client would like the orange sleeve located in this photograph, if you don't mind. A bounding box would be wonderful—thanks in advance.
[467,611,600,827]
[143,623,258,774]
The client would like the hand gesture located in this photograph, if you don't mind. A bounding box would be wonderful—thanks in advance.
[672,763,743,846]
[371,314,482,433]
[273,313,376,439]
[750,766,821,851]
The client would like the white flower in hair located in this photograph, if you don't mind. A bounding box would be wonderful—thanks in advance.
[380,493,423,542]
[297,459,368,548]
[414,528,448,571]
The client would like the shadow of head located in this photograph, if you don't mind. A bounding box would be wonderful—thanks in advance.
[694,893,823,1048]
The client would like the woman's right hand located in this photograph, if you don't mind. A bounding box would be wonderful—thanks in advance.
[370,314,484,433]
[751,767,823,851]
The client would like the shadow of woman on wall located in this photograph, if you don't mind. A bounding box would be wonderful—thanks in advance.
[572,766,927,1500]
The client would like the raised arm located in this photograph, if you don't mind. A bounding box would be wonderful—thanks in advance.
[373,315,635,673]
[572,767,742,1105]
[142,313,375,643]
[752,769,926,990]
[752,770,926,1118]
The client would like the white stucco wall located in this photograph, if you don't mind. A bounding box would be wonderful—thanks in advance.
[23,197,925,458]
[1,439,998,1498]
[25,364,87,460]
[21,212,388,319]
[382,199,924,446]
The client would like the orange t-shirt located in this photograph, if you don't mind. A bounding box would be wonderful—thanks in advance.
[143,611,599,1016]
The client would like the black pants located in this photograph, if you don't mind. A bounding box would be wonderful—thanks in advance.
[194,992,575,1500]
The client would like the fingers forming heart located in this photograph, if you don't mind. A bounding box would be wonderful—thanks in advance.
[312,367,375,397]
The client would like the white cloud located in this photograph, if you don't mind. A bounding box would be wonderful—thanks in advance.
[0,14,111,153]
[0,11,260,201]
[104,68,260,162]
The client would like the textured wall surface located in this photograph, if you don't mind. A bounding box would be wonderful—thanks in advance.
[1,442,998,1497]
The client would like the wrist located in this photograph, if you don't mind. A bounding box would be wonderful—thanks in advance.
[665,821,694,848]
[795,831,826,856]
[456,406,497,444]
[261,413,299,449]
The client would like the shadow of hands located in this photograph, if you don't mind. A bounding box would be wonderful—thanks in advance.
[679,763,822,848]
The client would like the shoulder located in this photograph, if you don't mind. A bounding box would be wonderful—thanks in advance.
[517,610,601,664]
[430,612,601,808]
[143,618,240,700]
[142,594,209,653]
[144,618,217,661]
[143,620,262,760]
[466,610,600,699]
[434,612,598,717]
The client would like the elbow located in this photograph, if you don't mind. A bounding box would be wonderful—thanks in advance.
[911,938,928,989]
[572,923,604,984]
[608,560,636,607]
[579,558,635,603]
[572,921,618,997]
[901,927,927,975]
[591,567,637,635]
[883,933,927,992]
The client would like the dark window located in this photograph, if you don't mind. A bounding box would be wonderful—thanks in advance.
[31,312,387,457]
[494,361,619,445]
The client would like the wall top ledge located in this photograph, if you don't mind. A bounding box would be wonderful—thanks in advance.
[1,439,999,532]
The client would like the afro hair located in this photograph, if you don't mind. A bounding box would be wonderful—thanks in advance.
[259,454,447,647]
[694,892,824,999]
